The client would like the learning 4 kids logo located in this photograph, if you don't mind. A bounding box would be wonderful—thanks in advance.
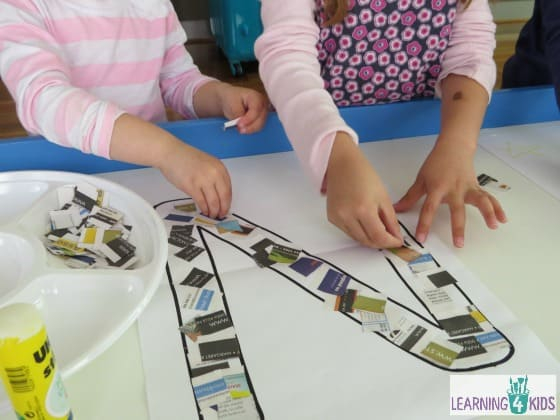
[450,375,557,416]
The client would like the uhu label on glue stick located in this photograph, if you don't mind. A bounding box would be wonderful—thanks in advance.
[0,303,73,420]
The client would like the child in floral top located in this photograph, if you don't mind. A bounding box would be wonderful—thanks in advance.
[256,0,506,248]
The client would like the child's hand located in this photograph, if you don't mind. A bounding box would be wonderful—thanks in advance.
[325,133,403,249]
[394,140,507,247]
[109,114,232,218]
[218,84,268,134]
[159,140,232,219]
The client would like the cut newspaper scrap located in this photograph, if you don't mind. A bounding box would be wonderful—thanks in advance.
[477,173,511,192]
[289,257,323,276]
[180,310,234,342]
[194,360,260,420]
[179,286,218,312]
[267,244,301,263]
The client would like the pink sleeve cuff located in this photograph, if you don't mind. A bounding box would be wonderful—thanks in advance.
[308,127,359,193]
[187,76,219,119]
[98,102,126,159]
[435,0,496,101]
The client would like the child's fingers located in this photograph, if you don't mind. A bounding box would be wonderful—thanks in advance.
[238,110,268,134]
[227,101,247,120]
[339,218,370,247]
[394,182,424,212]
[415,191,444,243]
[339,216,401,249]
[190,188,209,218]
[214,173,232,218]
[243,91,268,113]
[489,193,507,223]
[357,209,403,249]
[201,185,222,219]
[329,202,402,249]
[380,204,403,243]
[238,94,268,133]
[448,199,466,248]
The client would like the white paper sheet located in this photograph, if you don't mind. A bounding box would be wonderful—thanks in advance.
[479,121,560,200]
[96,130,560,420]
[134,178,559,420]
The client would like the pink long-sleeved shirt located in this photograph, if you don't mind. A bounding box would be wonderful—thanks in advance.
[0,0,213,158]
[255,0,496,191]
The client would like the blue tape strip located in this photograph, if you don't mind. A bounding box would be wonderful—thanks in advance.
[0,87,557,174]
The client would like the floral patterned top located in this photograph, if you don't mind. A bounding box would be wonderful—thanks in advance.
[315,0,458,106]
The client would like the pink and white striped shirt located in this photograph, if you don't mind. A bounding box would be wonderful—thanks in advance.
[0,0,213,158]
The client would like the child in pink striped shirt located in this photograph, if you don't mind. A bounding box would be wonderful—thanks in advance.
[0,0,268,218]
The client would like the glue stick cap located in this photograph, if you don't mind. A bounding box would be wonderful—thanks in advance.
[0,303,44,342]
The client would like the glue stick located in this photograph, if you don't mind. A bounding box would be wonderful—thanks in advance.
[0,303,73,420]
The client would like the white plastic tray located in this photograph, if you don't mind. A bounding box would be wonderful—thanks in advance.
[0,171,167,406]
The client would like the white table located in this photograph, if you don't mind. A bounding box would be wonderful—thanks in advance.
[2,115,560,419]
[1,125,555,420]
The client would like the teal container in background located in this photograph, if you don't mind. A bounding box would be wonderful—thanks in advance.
[209,0,263,76]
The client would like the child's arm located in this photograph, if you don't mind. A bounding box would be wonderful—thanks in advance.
[433,0,497,102]
[0,1,123,157]
[395,75,506,247]
[326,132,403,248]
[255,0,360,190]
[158,7,267,133]
[0,2,231,218]
[256,0,402,248]
[394,1,506,247]
[109,113,231,218]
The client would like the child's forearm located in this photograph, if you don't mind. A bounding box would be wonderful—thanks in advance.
[192,80,227,118]
[109,113,184,170]
[437,74,489,153]
[109,113,233,219]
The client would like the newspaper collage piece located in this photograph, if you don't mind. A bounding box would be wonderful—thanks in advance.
[160,200,262,419]
[137,197,538,420]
